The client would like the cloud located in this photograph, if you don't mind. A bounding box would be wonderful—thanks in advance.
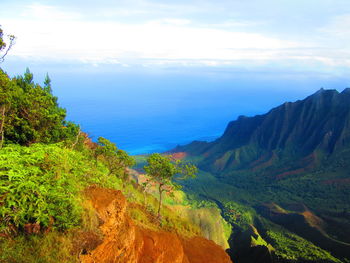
[22,3,83,21]
[2,5,298,62]
[1,2,350,73]
[319,14,350,40]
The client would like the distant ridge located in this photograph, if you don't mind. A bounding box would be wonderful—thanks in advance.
[173,88,350,262]
[175,88,350,176]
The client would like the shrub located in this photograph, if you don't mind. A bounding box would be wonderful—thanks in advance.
[0,143,108,232]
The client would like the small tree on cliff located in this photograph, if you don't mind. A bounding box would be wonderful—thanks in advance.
[95,137,135,182]
[144,153,197,218]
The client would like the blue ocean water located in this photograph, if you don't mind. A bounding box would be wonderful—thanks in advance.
[51,72,346,155]
[4,62,348,155]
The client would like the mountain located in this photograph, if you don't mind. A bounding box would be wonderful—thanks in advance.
[173,88,350,263]
[176,88,350,176]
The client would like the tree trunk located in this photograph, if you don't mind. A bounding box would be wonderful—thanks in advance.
[157,184,163,218]
[71,128,81,149]
[0,106,5,149]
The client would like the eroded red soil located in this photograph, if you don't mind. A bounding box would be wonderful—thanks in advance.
[80,186,232,263]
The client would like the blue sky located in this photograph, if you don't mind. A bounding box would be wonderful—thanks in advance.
[1,0,350,78]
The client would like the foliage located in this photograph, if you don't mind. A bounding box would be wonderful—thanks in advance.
[0,68,79,146]
[0,26,15,63]
[180,167,348,262]
[144,153,197,217]
[95,137,135,180]
[264,223,342,263]
[0,232,78,263]
[0,27,5,51]
[0,143,111,232]
[223,202,255,228]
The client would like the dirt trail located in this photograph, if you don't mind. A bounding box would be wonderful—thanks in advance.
[80,186,232,263]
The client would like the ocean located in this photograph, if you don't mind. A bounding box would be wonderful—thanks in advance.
[4,62,347,155]
[51,71,345,155]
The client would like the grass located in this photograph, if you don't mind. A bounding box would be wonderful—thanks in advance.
[0,232,77,263]
[122,173,231,246]
[0,147,231,262]
[257,217,343,263]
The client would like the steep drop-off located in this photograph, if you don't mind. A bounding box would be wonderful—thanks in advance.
[173,88,350,262]
[81,186,232,263]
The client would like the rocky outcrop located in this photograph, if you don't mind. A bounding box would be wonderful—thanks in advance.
[227,225,275,263]
[80,186,232,263]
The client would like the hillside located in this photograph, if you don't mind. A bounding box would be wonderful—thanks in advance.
[174,88,350,263]
[176,88,350,175]
[0,68,231,263]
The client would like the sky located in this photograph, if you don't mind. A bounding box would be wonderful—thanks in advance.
[1,0,350,153]
[1,0,350,76]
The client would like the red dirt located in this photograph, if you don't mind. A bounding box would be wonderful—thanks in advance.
[80,186,232,263]
[251,153,277,171]
[81,132,98,149]
[322,178,350,185]
[276,168,305,179]
[301,210,325,229]
[170,152,188,160]
[182,237,232,263]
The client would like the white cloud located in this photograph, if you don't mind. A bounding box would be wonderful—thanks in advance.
[22,3,83,21]
[1,3,349,71]
[319,14,350,40]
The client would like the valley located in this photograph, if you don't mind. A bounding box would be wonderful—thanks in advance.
[173,89,350,262]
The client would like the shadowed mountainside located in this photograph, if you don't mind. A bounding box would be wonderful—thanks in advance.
[176,88,350,176]
[173,88,350,262]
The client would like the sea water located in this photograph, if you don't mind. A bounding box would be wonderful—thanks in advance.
[4,62,346,155]
[52,71,342,155]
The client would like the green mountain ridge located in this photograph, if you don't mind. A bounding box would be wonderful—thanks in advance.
[176,88,350,176]
[174,88,350,263]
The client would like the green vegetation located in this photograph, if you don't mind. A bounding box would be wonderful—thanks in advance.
[124,175,230,246]
[180,167,349,262]
[0,26,15,63]
[0,68,134,262]
[144,153,197,217]
[0,27,6,52]
[0,143,117,232]
[261,219,342,263]
[0,232,77,263]
[223,202,255,228]
[95,136,135,179]
[0,68,79,146]
[0,60,230,262]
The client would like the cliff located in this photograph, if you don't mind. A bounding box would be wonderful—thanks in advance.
[81,186,232,263]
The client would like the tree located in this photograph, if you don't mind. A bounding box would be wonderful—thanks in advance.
[0,68,78,145]
[0,26,15,63]
[95,137,135,181]
[144,153,197,218]
[44,73,52,94]
[0,27,5,51]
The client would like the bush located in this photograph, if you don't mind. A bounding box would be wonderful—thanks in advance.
[0,68,79,146]
[0,143,109,232]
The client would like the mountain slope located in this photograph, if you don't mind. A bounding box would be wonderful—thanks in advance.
[81,186,231,263]
[176,88,350,176]
[174,88,350,262]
